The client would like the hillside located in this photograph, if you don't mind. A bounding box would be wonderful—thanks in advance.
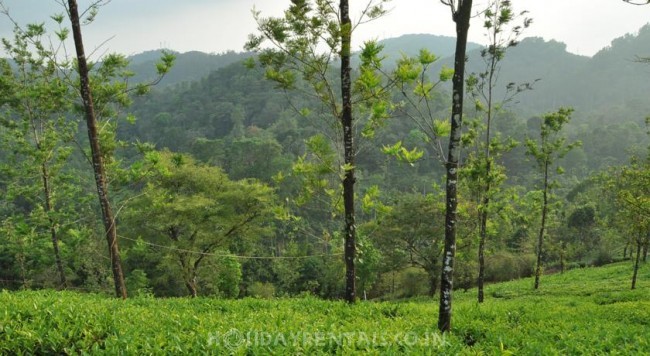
[429,26,650,118]
[125,34,479,87]
[128,26,650,118]
[127,50,251,87]
[374,33,482,62]
[1,262,648,353]
[125,26,650,184]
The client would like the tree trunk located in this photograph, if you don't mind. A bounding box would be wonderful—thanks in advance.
[631,237,642,290]
[340,0,356,304]
[477,19,498,304]
[534,160,550,290]
[428,269,438,297]
[41,163,67,288]
[186,278,198,298]
[643,233,649,262]
[67,0,127,299]
[438,0,473,333]
[477,200,488,303]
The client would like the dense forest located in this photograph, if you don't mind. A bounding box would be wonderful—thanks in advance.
[1,0,649,339]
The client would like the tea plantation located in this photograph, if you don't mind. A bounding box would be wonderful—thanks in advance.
[1,262,648,354]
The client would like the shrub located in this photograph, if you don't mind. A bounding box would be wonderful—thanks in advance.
[374,268,429,299]
[590,248,614,267]
[485,252,535,283]
[125,269,152,297]
[247,282,276,299]
[399,268,429,298]
[455,258,478,291]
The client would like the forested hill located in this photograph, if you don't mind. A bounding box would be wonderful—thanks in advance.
[461,26,650,117]
[129,26,650,117]
[2,2,649,308]
[372,33,482,61]
[126,34,478,87]
[126,26,650,180]
[127,50,251,86]
[387,26,650,117]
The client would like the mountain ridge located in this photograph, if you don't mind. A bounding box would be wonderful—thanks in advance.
[127,27,650,120]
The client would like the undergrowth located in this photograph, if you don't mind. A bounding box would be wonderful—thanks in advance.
[0,262,648,354]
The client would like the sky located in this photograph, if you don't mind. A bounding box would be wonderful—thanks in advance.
[0,0,648,58]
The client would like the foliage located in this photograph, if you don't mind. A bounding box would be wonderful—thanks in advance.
[1,0,650,317]
[0,22,78,287]
[525,107,581,289]
[364,192,445,296]
[0,262,648,353]
[245,0,394,303]
[462,0,532,303]
[122,151,278,297]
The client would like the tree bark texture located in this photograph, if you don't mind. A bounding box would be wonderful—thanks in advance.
[41,163,67,287]
[632,237,642,290]
[438,0,473,333]
[428,269,439,297]
[534,160,549,290]
[340,0,356,304]
[477,205,488,302]
[186,279,198,298]
[477,33,498,303]
[67,0,127,299]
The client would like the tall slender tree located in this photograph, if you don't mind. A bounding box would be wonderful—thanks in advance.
[464,0,532,303]
[438,0,473,333]
[66,0,126,298]
[438,0,472,332]
[0,21,77,288]
[338,0,356,304]
[246,0,390,303]
[608,120,649,289]
[525,108,579,290]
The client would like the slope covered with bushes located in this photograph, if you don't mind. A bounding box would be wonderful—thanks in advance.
[1,262,647,354]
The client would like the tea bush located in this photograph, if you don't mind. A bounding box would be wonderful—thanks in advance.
[0,261,648,354]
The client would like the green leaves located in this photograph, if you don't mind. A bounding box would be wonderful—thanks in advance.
[413,81,434,99]
[361,185,391,215]
[55,27,69,42]
[357,67,382,92]
[289,134,339,206]
[433,119,451,138]
[265,68,297,89]
[418,48,437,65]
[156,50,176,76]
[439,66,455,82]
[382,141,423,166]
[394,57,421,82]
[124,150,279,297]
[526,108,578,167]
[1,263,649,353]
[360,40,385,68]
[367,1,388,19]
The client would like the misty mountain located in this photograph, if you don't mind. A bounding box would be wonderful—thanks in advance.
[127,50,251,86]
[126,34,479,87]
[438,26,650,119]
[374,33,482,61]
[128,26,650,120]
[124,25,650,185]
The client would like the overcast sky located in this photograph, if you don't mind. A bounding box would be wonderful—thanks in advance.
[0,0,648,58]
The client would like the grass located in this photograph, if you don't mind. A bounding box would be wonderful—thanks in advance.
[0,261,648,354]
